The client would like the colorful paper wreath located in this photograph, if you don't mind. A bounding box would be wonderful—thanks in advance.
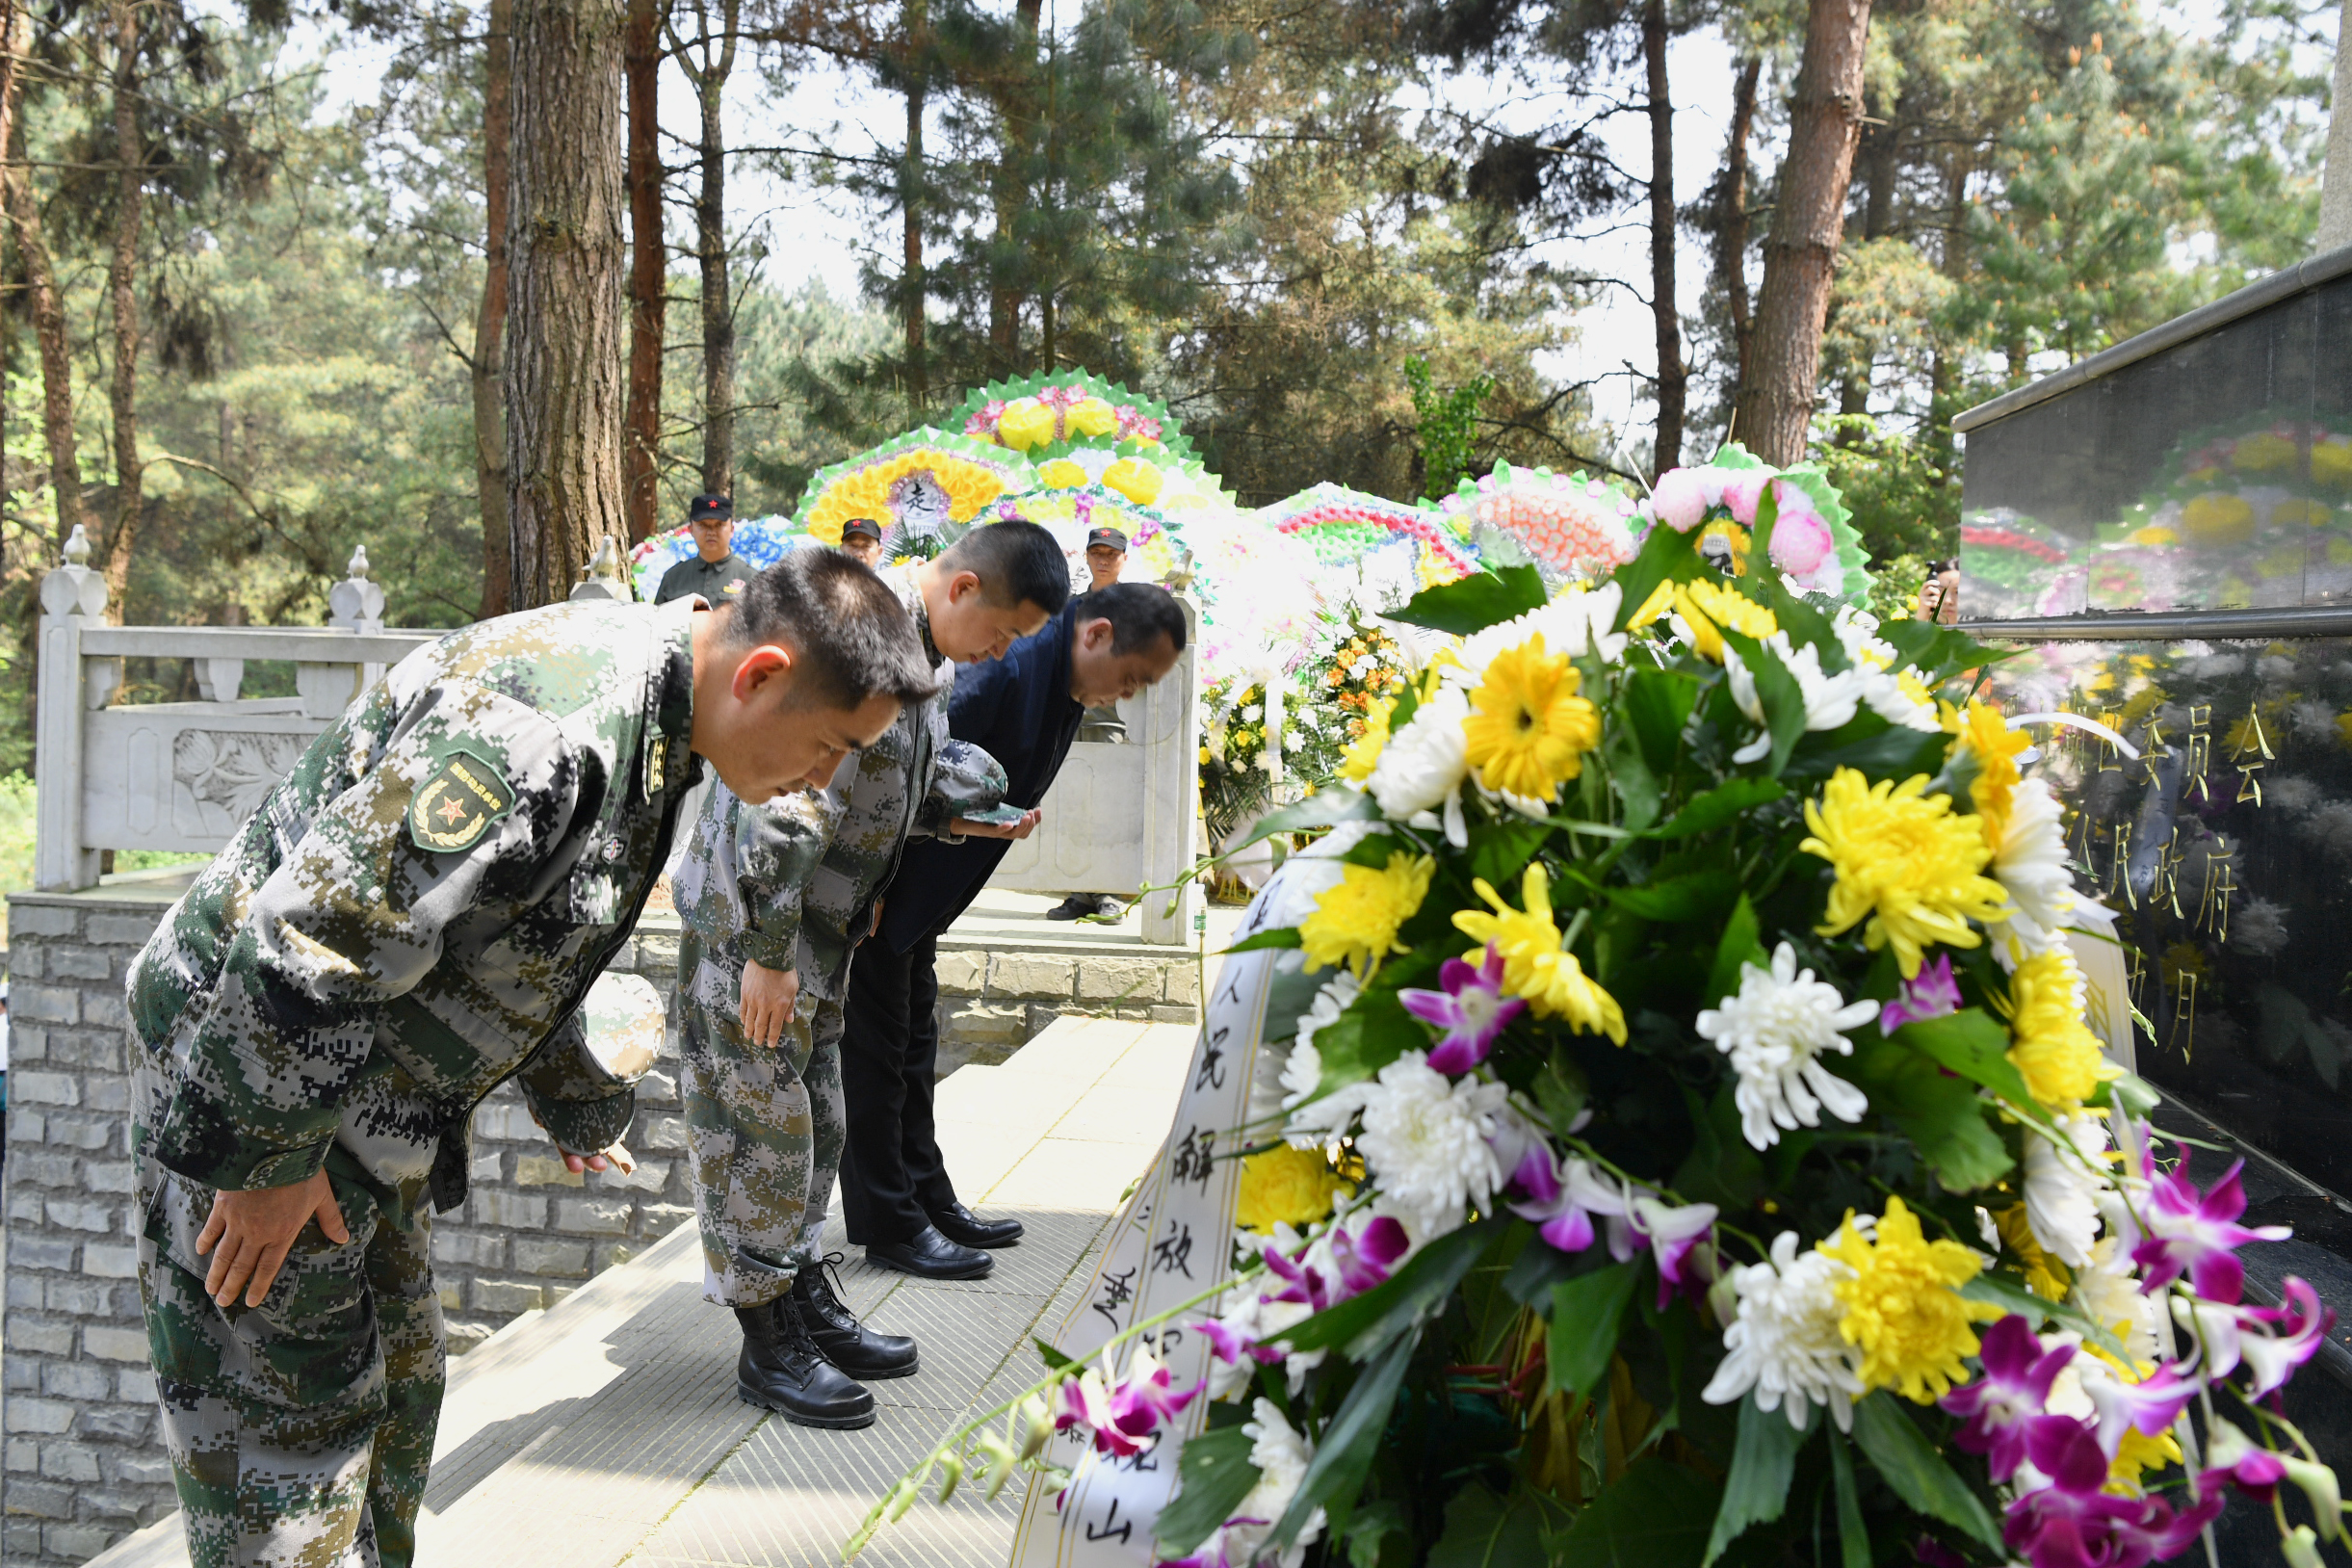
[1639,443,1870,603]
[1441,461,1645,586]
[789,429,1036,550]
[1258,483,1479,583]
[954,372,1203,467]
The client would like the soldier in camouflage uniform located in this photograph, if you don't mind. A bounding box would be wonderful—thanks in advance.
[671,520,1071,1428]
[124,552,936,1568]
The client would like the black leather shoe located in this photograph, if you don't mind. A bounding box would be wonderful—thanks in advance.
[930,1202,1024,1249]
[793,1255,919,1379]
[736,1298,875,1428]
[1044,893,1094,921]
[866,1223,995,1280]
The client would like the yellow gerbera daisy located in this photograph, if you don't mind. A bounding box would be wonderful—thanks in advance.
[1674,578,1777,663]
[1801,769,2010,978]
[2001,950,2121,1106]
[1451,864,1626,1043]
[1299,850,1433,980]
[1341,695,1395,784]
[1817,1197,2001,1403]
[1461,636,1602,800]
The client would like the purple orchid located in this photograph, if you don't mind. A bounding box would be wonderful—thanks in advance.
[1881,954,1962,1034]
[1940,1315,2078,1482]
[2205,1419,2290,1503]
[1625,1193,1720,1308]
[1328,1216,1410,1297]
[2175,1276,2335,1397]
[2002,1420,2225,1568]
[1058,1348,1202,1458]
[1400,945,1527,1073]
[1912,1537,1969,1568]
[2077,1363,2197,1460]
[1195,1317,1282,1371]
[2130,1152,2289,1305]
[1507,1146,1626,1254]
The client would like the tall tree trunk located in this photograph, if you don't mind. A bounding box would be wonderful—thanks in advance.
[1836,101,1901,422]
[670,0,740,496]
[475,0,514,618]
[506,0,629,609]
[623,0,666,541]
[102,0,143,619]
[902,0,927,407]
[2,7,88,546]
[1715,57,1761,440]
[1924,155,1970,484]
[1643,0,1683,472]
[1745,0,1872,467]
[986,0,1043,371]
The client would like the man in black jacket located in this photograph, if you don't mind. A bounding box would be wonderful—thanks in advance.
[840,584,1188,1276]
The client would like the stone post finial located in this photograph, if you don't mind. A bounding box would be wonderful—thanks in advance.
[569,536,636,603]
[63,522,92,566]
[348,544,372,580]
[40,527,110,620]
[328,542,387,630]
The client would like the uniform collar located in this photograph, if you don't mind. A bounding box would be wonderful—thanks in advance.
[649,597,703,795]
[889,562,945,668]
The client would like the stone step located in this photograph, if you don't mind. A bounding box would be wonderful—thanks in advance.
[82,1013,1197,1568]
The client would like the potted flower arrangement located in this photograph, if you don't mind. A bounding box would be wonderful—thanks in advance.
[855,490,2343,1568]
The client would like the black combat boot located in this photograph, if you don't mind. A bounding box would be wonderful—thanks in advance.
[793,1255,920,1380]
[735,1294,875,1428]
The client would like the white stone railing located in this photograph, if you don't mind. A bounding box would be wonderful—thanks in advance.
[34,530,448,890]
[991,595,1204,945]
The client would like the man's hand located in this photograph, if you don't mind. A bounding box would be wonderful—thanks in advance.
[196,1167,351,1309]
[741,959,800,1050]
[561,1140,632,1176]
[953,808,1041,842]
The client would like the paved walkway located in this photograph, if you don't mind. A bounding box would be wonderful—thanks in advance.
[87,1015,1196,1568]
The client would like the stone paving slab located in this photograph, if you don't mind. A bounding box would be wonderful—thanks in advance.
[81,1014,1193,1568]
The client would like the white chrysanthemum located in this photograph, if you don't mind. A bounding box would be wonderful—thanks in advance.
[1274,975,1359,1130]
[1453,581,1628,679]
[1701,1232,1865,1431]
[2073,1233,2166,1368]
[1985,777,2075,961]
[2024,1111,2110,1268]
[1193,1398,1325,1568]
[1291,1051,1507,1238]
[1367,685,1470,844]
[1695,943,1877,1150]
[2232,897,2289,957]
[1725,635,1868,764]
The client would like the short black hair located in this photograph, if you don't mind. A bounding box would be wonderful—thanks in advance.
[1074,583,1187,657]
[729,549,940,709]
[935,519,1072,615]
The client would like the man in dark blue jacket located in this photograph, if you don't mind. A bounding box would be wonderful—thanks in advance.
[839,585,1189,1275]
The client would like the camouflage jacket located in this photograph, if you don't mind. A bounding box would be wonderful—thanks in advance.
[125,598,704,1217]
[672,562,1004,999]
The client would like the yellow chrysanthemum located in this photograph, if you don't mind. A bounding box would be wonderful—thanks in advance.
[1101,457,1163,505]
[1802,770,2010,979]
[1299,851,1433,980]
[1235,1145,1349,1234]
[1461,636,1601,800]
[1451,865,1627,1043]
[1817,1198,2001,1404]
[1037,457,1089,488]
[1995,1203,2072,1301]
[1631,580,1677,628]
[1340,695,1395,784]
[1674,577,1777,663]
[2002,950,2120,1106]
[2107,1426,2183,1495]
[1948,699,2029,827]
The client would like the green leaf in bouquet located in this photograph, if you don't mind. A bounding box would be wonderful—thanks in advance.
[1715,626,1808,778]
[1609,510,1715,634]
[1876,618,2012,684]
[1958,1275,2134,1362]
[1427,1481,1554,1568]
[1281,1219,1502,1359]
[1786,718,1948,786]
[1469,819,1554,891]
[1848,1393,2002,1551]
[1607,869,1740,924]
[1702,1397,1817,1566]
[1152,1425,1263,1555]
[2090,1068,2160,1117]
[1338,1499,1411,1568]
[1269,1330,1418,1548]
[1890,1009,2046,1124]
[1704,897,1768,1014]
[1605,721,1663,833]
[1546,1261,1642,1398]
[1672,1083,1765,1213]
[1649,778,1787,840]
[1222,927,1304,954]
[1835,1039,2013,1191]
[1235,787,1384,849]
[1534,1046,1593,1137]
[1391,563,1549,635]
[1755,568,1847,673]
[1557,1456,1720,1567]
[1827,1425,1871,1568]
[1622,666,1701,777]
[1034,1337,1079,1373]
[1312,988,1424,1095]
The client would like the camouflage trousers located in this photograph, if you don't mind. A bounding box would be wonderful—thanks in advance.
[134,1069,443,1568]
[675,931,847,1308]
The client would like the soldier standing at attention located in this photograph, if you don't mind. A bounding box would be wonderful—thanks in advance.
[670,519,1068,1430]
[125,552,936,1568]
[656,494,760,605]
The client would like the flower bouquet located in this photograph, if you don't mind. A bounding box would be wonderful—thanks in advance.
[853,494,2345,1568]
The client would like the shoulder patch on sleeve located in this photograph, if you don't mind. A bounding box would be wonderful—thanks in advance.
[409,747,515,852]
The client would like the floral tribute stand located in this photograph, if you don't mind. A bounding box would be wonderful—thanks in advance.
[846,484,2347,1568]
